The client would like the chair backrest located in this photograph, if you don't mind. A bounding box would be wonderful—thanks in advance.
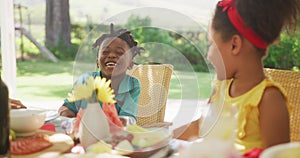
[264,68,300,142]
[128,64,173,126]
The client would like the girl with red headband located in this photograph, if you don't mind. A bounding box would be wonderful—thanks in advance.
[206,0,300,153]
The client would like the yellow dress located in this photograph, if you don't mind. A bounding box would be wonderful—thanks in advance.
[210,78,292,153]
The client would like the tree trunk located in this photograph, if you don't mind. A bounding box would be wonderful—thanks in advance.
[45,0,71,48]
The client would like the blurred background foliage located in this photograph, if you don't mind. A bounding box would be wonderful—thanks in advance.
[0,2,299,101]
[4,10,300,72]
[265,30,300,71]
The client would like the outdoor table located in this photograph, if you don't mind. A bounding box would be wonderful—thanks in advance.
[37,113,189,157]
[10,98,208,157]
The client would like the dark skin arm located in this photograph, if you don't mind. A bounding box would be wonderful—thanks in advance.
[259,87,290,148]
[58,105,76,118]
[173,91,214,140]
[9,99,27,109]
[173,119,200,140]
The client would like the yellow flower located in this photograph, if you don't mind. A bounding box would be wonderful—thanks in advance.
[67,76,115,104]
[95,77,116,104]
[67,76,95,102]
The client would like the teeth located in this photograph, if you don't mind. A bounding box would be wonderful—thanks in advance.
[106,62,116,66]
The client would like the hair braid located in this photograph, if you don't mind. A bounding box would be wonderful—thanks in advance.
[93,23,144,58]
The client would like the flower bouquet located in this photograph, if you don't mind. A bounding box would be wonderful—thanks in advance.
[67,76,122,149]
[67,76,115,104]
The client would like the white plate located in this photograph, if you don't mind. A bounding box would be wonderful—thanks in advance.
[45,111,59,122]
[260,142,300,158]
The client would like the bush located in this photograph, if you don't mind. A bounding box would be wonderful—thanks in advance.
[48,41,79,60]
[124,15,209,72]
[47,23,90,60]
[264,31,300,70]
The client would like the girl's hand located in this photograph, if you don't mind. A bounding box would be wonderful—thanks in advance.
[9,99,27,109]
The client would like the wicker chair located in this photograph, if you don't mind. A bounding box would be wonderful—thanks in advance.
[128,64,173,127]
[264,68,300,142]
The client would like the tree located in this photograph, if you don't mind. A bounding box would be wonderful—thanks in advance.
[45,0,71,48]
[124,15,208,71]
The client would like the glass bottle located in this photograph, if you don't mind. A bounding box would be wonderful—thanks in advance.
[0,77,10,157]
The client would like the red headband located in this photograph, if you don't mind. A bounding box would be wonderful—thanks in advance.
[217,0,268,50]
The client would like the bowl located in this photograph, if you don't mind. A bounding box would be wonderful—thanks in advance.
[260,142,300,158]
[109,128,172,158]
[10,109,46,136]
[125,133,172,158]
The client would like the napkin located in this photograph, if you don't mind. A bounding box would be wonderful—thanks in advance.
[243,148,263,158]
[40,123,56,132]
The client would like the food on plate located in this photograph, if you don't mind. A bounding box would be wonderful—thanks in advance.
[71,145,85,154]
[86,139,134,155]
[10,129,16,141]
[10,134,53,155]
[59,153,129,158]
[115,140,134,155]
[111,131,134,146]
[127,124,149,133]
[95,153,130,158]
[127,125,169,148]
[97,130,133,148]
[131,130,168,148]
[86,140,113,154]
[102,103,124,127]
[86,125,171,156]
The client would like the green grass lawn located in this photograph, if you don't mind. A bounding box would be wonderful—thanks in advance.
[16,61,74,101]
[170,70,213,99]
[16,61,212,101]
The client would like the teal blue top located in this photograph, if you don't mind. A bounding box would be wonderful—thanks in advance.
[63,72,140,120]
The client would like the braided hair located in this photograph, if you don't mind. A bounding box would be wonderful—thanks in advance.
[93,23,144,59]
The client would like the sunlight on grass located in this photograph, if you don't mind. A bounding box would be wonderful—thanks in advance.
[16,73,73,101]
[169,71,213,99]
[16,61,74,101]
[16,61,213,102]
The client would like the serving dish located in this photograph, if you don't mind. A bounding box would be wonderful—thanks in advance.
[125,130,172,158]
[11,130,74,158]
[87,127,173,158]
[10,109,46,136]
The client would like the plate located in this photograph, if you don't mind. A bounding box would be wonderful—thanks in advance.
[260,142,300,158]
[45,111,59,122]
[11,130,74,158]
